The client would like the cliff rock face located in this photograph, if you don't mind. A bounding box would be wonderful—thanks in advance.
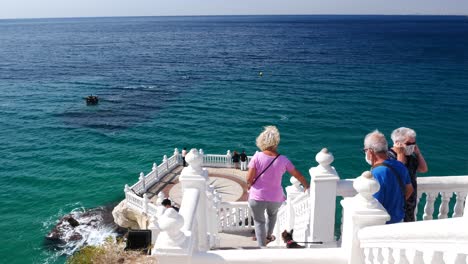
[112,200,148,229]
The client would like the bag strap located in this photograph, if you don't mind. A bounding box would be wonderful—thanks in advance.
[251,154,281,186]
[372,162,406,201]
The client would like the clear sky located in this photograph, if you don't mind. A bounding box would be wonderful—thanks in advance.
[1,0,467,19]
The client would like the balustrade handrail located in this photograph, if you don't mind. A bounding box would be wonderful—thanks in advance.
[359,217,468,253]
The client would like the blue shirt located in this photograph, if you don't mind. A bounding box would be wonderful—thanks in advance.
[371,159,411,224]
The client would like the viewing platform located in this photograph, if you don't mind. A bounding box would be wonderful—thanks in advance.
[112,148,468,264]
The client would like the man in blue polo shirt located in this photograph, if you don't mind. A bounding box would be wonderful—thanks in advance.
[363,130,413,224]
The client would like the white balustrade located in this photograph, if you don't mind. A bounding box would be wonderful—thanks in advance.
[218,202,253,232]
[121,148,468,264]
[359,217,468,264]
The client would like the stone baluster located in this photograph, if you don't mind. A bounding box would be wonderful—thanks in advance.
[453,192,467,218]
[423,192,437,220]
[163,155,168,170]
[438,192,452,219]
[307,148,340,244]
[341,171,390,264]
[226,150,232,167]
[139,172,146,193]
[179,148,210,251]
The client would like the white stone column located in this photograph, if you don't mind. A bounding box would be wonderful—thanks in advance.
[307,148,340,243]
[341,171,390,264]
[179,148,210,251]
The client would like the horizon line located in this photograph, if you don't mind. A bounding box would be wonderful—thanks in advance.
[1,13,467,21]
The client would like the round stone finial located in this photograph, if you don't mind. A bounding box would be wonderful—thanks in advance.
[315,148,334,167]
[353,170,380,201]
[289,177,302,191]
[185,148,203,172]
[152,162,158,170]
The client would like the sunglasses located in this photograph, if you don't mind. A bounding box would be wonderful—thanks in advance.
[405,142,416,146]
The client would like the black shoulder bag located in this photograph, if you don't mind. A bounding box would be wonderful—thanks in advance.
[251,154,281,187]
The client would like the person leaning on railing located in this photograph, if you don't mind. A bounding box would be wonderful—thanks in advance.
[246,125,309,247]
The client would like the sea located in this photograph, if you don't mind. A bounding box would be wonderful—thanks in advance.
[0,15,467,263]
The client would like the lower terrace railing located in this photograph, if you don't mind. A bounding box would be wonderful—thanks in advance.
[358,217,468,264]
[128,148,252,196]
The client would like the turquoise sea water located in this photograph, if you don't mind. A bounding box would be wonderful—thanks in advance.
[0,15,467,263]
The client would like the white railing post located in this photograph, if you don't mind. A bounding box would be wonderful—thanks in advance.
[140,172,146,193]
[226,150,232,167]
[341,171,390,264]
[285,177,304,230]
[307,148,340,244]
[152,162,158,179]
[174,148,180,164]
[179,148,210,251]
[458,192,468,218]
[163,155,168,170]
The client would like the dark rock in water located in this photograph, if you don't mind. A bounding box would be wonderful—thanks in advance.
[67,216,80,227]
[44,204,127,256]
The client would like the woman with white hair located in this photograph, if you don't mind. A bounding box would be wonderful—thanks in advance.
[246,125,309,247]
[389,127,428,222]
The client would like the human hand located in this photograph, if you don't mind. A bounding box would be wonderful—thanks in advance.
[414,144,420,155]
[394,142,405,156]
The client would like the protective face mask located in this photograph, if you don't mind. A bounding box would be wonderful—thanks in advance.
[365,152,372,165]
[405,145,415,155]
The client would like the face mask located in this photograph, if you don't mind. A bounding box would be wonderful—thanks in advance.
[405,145,415,155]
[365,152,372,165]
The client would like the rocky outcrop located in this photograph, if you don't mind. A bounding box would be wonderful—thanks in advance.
[112,200,149,229]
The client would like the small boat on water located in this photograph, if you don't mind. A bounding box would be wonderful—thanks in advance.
[85,95,99,105]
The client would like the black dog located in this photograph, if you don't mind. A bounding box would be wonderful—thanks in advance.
[281,229,305,248]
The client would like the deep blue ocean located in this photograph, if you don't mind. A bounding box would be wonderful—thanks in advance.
[0,15,467,263]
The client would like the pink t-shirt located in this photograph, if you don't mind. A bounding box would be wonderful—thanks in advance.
[248,152,295,202]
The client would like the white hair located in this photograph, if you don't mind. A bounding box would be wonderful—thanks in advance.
[364,130,388,153]
[391,127,417,143]
[256,126,280,151]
